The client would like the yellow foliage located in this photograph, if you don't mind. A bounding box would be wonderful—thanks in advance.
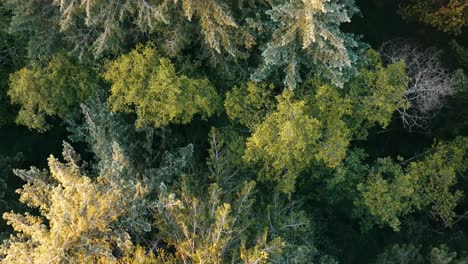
[104,44,222,128]
[244,89,321,194]
[401,0,468,35]
[0,143,148,263]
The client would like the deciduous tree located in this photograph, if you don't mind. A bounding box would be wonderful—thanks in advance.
[104,44,222,129]
[8,53,98,131]
[225,81,276,131]
[380,40,459,130]
[400,0,468,35]
[243,50,407,194]
[356,137,468,231]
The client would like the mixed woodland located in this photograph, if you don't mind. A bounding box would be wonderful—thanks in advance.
[0,0,467,263]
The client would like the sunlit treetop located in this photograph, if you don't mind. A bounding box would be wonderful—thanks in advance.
[242,50,408,194]
[345,49,408,138]
[400,0,468,35]
[244,89,322,194]
[0,142,150,264]
[356,136,468,231]
[8,53,98,131]
[51,0,241,57]
[104,44,222,129]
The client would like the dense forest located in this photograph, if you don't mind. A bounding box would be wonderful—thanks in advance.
[0,0,467,263]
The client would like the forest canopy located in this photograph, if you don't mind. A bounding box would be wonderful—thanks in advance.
[0,0,467,263]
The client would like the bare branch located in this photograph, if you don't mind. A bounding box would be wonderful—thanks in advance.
[380,39,458,131]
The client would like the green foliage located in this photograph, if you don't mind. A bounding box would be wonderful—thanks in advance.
[117,246,176,264]
[207,128,323,262]
[50,0,241,57]
[324,148,370,205]
[0,4,25,127]
[260,194,327,263]
[240,229,284,264]
[67,94,135,163]
[357,137,468,230]
[104,44,222,129]
[8,53,98,131]
[2,0,468,262]
[375,244,424,264]
[428,245,468,264]
[4,0,366,88]
[206,127,248,187]
[155,179,283,263]
[147,144,194,185]
[4,0,62,59]
[244,50,408,194]
[376,244,468,264]
[0,142,151,263]
[400,0,468,35]
[356,157,417,230]
[252,0,365,88]
[306,82,353,167]
[224,81,276,130]
[152,129,286,263]
[345,49,408,139]
[244,89,321,194]
[148,128,324,263]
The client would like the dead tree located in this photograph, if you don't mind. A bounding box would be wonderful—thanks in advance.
[380,39,458,131]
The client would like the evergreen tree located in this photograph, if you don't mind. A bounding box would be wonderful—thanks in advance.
[251,0,365,88]
[4,0,62,59]
[1,0,468,262]
[0,142,151,263]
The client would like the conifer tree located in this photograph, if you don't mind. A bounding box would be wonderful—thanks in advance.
[4,0,62,59]
[0,142,151,263]
[252,0,365,89]
[148,128,287,263]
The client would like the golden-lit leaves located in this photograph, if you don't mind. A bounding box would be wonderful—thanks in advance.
[8,53,97,131]
[1,143,148,263]
[357,137,468,230]
[244,90,321,194]
[400,0,468,35]
[244,50,409,194]
[104,44,222,129]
